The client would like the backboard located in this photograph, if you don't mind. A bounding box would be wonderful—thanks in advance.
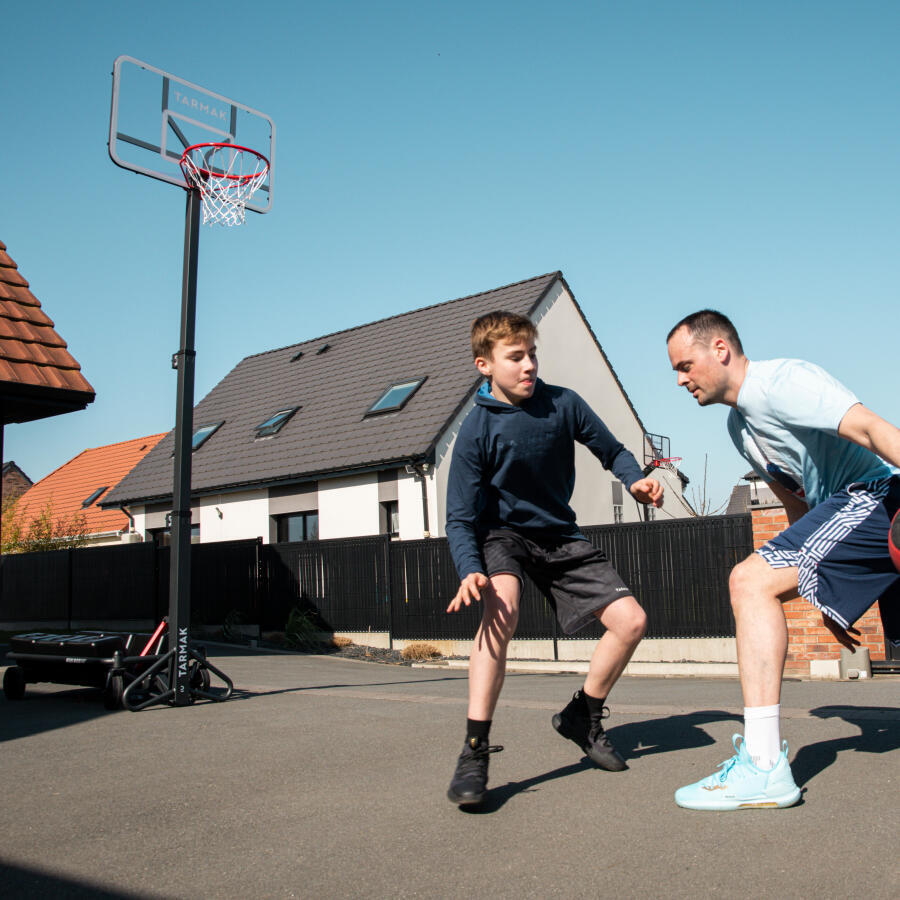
[109,55,275,213]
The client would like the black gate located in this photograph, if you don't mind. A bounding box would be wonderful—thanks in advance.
[2,516,753,641]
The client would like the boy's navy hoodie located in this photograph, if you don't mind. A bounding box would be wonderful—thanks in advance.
[445,379,645,579]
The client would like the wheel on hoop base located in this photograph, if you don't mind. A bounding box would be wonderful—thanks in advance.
[3,665,27,701]
[103,673,125,710]
[190,647,211,696]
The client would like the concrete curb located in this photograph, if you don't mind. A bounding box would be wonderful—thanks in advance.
[414,659,741,677]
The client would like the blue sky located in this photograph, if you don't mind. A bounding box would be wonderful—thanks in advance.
[4,1,898,511]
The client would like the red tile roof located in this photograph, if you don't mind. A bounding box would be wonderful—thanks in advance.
[16,434,166,536]
[0,239,94,399]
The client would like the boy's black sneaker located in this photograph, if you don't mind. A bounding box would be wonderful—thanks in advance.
[552,690,627,772]
[447,737,504,805]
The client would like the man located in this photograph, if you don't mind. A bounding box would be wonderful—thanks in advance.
[666,310,900,810]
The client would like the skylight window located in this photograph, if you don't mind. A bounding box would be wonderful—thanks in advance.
[255,406,300,439]
[82,486,109,508]
[291,350,304,362]
[366,378,425,415]
[192,422,223,451]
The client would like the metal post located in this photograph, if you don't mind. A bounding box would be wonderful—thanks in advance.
[551,603,559,661]
[383,535,393,650]
[168,187,202,705]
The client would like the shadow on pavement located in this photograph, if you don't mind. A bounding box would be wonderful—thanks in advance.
[607,708,744,760]
[790,705,900,788]
[0,860,150,898]
[461,710,744,814]
[1,689,115,743]
[222,673,469,700]
[460,759,596,814]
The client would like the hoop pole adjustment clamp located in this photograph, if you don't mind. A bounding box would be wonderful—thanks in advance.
[171,349,197,370]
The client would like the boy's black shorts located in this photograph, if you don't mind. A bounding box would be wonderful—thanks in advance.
[482,528,633,635]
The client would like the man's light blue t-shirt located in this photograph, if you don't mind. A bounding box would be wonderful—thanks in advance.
[727,359,895,509]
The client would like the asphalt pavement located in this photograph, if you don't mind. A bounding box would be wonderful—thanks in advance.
[1,646,897,899]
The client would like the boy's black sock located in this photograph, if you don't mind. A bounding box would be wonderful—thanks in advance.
[466,718,492,745]
[582,691,607,721]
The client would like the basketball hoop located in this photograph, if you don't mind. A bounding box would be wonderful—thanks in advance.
[179,143,270,227]
[651,456,682,473]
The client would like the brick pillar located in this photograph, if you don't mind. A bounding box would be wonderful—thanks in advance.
[750,504,886,677]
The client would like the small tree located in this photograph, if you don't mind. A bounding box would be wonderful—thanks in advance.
[689,454,728,517]
[1,497,90,553]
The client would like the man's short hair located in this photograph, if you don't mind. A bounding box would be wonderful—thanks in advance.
[666,309,744,356]
[471,311,537,360]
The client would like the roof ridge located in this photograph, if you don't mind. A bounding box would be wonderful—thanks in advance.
[27,448,93,486]
[81,432,168,453]
[242,271,562,361]
[23,433,168,491]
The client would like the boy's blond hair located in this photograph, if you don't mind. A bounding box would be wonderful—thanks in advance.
[470,310,537,360]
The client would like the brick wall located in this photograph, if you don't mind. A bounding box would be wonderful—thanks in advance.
[2,465,32,501]
[750,504,886,676]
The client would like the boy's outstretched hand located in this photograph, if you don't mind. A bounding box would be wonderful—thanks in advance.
[447,572,488,613]
[630,477,664,507]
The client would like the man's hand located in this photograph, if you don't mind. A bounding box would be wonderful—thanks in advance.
[821,613,862,651]
[629,477,664,508]
[447,572,489,613]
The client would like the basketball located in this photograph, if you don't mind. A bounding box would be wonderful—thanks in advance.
[890,509,900,572]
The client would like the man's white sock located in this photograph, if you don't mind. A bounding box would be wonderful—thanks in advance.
[743,705,781,770]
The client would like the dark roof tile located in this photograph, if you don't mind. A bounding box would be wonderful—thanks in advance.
[107,272,561,504]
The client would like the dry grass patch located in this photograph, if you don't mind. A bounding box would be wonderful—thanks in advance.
[401,641,443,660]
[331,635,354,648]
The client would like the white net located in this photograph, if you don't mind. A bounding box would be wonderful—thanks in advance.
[180,144,269,227]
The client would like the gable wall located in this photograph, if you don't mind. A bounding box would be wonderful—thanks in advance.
[432,279,670,534]
[533,283,649,525]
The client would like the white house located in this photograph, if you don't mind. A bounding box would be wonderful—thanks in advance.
[104,272,692,543]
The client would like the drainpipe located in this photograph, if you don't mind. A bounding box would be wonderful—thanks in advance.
[119,504,136,534]
[405,461,432,538]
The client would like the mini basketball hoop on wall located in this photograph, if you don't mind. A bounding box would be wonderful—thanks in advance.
[180,143,270,227]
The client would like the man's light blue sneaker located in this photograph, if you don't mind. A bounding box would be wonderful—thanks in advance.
[675,734,801,811]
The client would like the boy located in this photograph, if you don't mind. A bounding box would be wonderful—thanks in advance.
[666,310,900,810]
[444,310,663,805]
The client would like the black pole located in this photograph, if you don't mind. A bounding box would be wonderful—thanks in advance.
[169,187,202,705]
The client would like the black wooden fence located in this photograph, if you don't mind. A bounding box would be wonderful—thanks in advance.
[0,514,752,640]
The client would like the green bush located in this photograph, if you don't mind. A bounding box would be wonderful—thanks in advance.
[222,609,244,643]
[285,606,321,649]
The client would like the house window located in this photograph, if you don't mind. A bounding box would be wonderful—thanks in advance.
[82,486,109,508]
[192,422,223,451]
[366,378,425,415]
[146,523,201,546]
[611,482,624,525]
[380,500,399,538]
[255,407,300,439]
[276,511,319,543]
